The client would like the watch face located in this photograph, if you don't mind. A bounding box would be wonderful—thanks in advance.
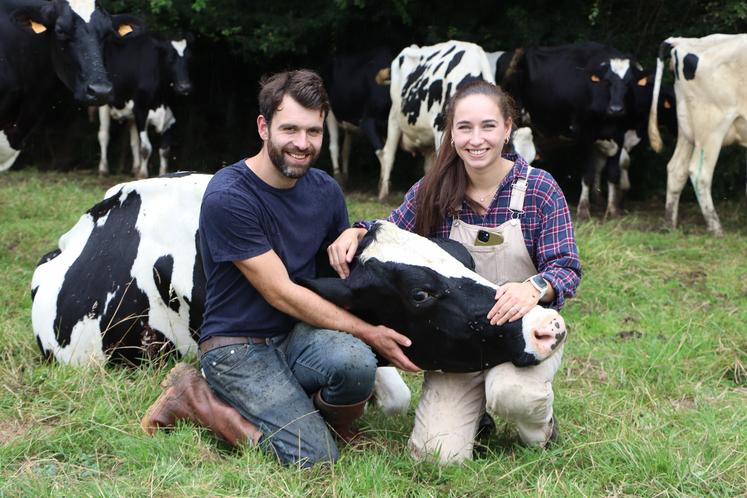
[532,275,548,289]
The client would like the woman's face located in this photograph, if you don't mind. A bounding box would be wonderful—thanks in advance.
[451,93,512,173]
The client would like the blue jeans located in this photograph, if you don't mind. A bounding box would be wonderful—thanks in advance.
[199,322,377,467]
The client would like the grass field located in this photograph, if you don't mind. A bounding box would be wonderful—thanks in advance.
[1,169,745,497]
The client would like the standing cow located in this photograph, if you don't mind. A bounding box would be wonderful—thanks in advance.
[648,34,747,236]
[376,40,495,200]
[97,26,192,178]
[497,43,648,219]
[0,0,139,172]
[324,48,393,183]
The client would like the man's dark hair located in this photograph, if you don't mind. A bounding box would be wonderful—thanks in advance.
[258,69,329,124]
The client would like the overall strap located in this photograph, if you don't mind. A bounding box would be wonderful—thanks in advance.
[509,165,533,214]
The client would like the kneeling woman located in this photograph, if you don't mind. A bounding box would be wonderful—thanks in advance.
[329,80,582,464]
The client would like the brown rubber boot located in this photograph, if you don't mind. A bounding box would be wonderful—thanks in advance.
[140,362,262,447]
[312,390,369,444]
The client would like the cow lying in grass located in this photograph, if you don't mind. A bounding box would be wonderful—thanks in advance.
[30,173,566,412]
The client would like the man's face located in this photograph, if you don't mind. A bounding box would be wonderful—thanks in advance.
[263,95,325,178]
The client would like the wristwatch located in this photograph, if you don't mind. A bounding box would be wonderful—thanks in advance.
[525,274,549,301]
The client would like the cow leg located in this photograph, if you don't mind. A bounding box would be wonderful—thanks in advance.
[664,134,695,230]
[604,146,623,219]
[138,129,153,179]
[619,147,631,192]
[97,106,111,176]
[578,146,608,220]
[0,131,21,172]
[378,107,402,201]
[326,111,342,181]
[423,146,437,174]
[158,124,175,176]
[372,366,411,416]
[341,129,352,183]
[689,135,725,236]
[128,121,142,177]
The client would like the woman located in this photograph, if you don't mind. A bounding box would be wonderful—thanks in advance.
[328,80,581,464]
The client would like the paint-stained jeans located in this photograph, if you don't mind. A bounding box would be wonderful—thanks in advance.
[200,322,377,467]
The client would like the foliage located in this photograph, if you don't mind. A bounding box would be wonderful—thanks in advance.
[1,170,746,496]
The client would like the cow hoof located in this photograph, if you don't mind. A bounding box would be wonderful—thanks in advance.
[576,204,591,221]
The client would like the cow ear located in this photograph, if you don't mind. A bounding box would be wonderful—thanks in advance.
[296,277,354,308]
[110,14,145,40]
[11,7,54,35]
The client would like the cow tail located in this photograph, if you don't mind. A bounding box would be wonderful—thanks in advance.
[648,40,671,153]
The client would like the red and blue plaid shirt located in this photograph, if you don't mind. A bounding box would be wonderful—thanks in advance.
[357,154,582,309]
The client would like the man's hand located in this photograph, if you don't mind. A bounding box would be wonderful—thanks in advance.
[487,281,540,326]
[327,227,367,279]
[360,325,421,372]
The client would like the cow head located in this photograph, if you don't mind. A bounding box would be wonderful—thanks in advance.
[299,221,566,372]
[585,52,643,117]
[158,34,193,96]
[10,0,140,104]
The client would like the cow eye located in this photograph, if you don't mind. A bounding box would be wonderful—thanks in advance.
[590,74,601,82]
[412,290,431,304]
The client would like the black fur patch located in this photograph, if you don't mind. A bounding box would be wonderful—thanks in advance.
[683,53,699,80]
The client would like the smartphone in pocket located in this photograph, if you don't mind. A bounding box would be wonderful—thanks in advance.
[474,229,503,246]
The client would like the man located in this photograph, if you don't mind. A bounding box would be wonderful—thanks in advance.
[141,69,419,467]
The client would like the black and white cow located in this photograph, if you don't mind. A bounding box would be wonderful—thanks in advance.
[31,175,566,410]
[376,40,494,200]
[97,26,192,178]
[648,34,747,236]
[324,48,393,183]
[0,0,139,172]
[497,43,648,219]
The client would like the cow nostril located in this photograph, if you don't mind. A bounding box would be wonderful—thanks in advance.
[87,83,112,103]
[608,105,624,114]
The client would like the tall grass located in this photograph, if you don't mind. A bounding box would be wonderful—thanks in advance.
[1,169,745,497]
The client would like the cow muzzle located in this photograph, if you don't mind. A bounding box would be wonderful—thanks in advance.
[523,307,567,362]
[85,82,113,105]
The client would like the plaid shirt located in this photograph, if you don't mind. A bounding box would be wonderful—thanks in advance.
[357,154,582,309]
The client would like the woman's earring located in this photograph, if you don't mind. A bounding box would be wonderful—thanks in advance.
[450,138,455,147]
[504,136,509,145]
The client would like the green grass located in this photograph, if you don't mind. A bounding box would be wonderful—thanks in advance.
[1,169,746,497]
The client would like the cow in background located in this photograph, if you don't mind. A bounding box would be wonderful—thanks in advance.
[0,0,139,172]
[377,40,494,200]
[649,34,747,236]
[497,43,648,219]
[97,23,192,178]
[324,48,393,184]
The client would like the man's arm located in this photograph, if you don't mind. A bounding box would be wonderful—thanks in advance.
[234,249,421,372]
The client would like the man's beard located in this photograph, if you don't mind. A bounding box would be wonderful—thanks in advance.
[267,135,319,179]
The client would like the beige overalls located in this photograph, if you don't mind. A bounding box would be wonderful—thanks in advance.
[408,165,565,464]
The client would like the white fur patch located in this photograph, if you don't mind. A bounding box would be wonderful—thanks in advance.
[68,0,95,23]
[359,221,497,289]
[610,58,631,79]
[0,131,20,172]
[171,39,187,57]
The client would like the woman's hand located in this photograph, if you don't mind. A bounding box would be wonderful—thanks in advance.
[487,281,541,325]
[327,227,367,279]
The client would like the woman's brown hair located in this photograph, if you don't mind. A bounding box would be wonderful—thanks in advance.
[413,80,517,236]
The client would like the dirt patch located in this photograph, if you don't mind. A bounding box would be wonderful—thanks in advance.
[616,330,643,341]
[0,419,33,446]
[670,397,696,411]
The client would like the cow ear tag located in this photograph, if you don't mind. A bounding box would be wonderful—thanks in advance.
[30,20,47,34]
[663,98,672,109]
[117,24,134,37]
[637,77,648,86]
[590,74,601,82]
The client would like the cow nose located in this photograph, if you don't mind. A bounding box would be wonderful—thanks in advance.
[174,82,192,95]
[86,82,112,104]
[533,314,567,357]
[607,104,624,115]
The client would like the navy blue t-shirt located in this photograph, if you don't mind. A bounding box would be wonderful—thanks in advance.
[198,160,349,341]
